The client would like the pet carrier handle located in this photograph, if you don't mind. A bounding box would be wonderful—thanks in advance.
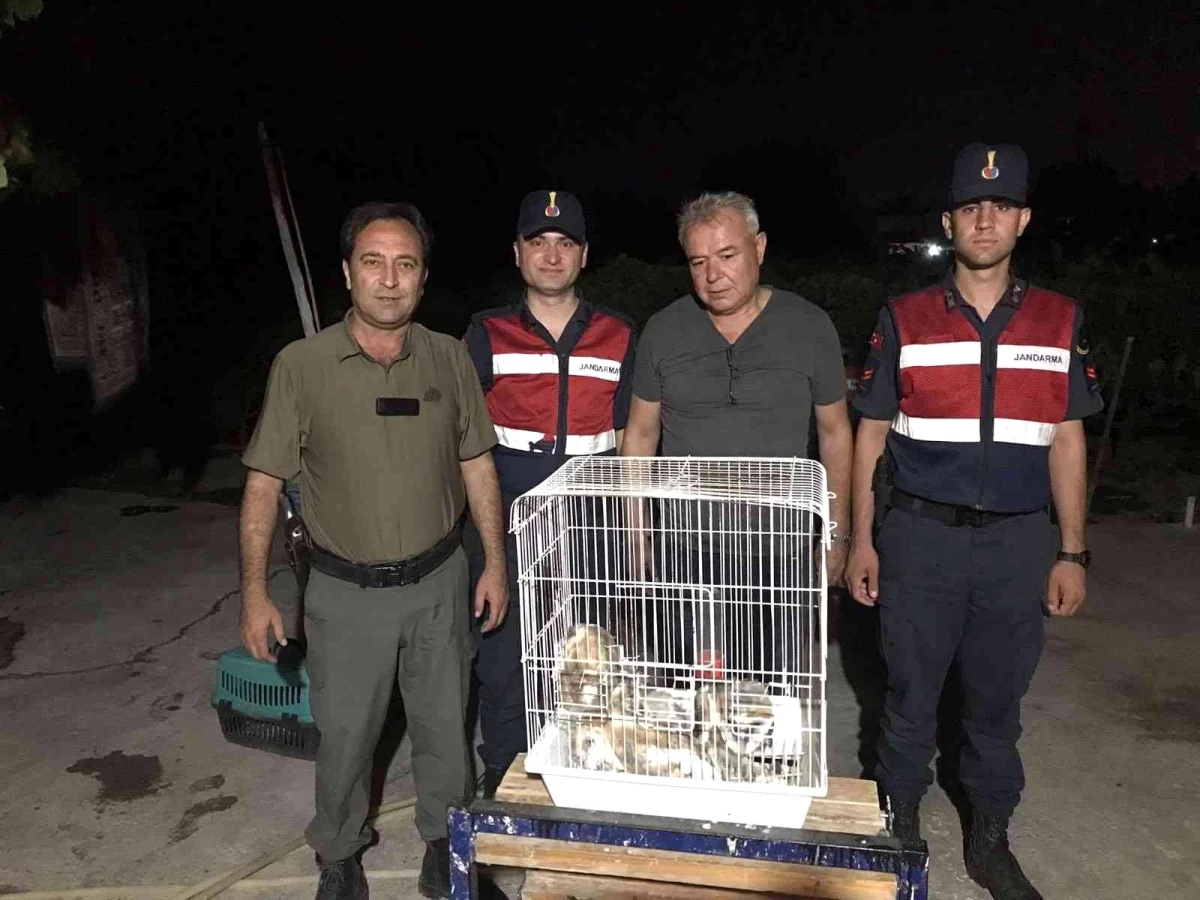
[272,636,307,669]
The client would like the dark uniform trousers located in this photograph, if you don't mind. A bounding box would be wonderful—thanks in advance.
[874,505,1054,817]
[468,492,626,777]
[303,549,473,861]
[465,507,525,777]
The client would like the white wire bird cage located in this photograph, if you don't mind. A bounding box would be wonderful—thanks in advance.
[512,456,832,829]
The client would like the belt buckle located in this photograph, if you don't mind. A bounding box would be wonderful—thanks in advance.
[398,560,421,586]
[958,506,984,527]
[378,560,420,587]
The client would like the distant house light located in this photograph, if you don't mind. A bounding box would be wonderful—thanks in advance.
[925,243,944,257]
[1151,237,1159,245]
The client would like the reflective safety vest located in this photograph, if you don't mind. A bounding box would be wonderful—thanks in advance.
[473,303,634,458]
[886,283,1076,511]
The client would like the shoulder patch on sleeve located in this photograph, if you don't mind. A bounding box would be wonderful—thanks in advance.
[1073,330,1101,393]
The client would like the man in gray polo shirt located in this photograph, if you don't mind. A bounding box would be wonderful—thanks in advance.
[621,191,853,673]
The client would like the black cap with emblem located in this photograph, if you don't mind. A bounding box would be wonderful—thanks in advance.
[948,143,1029,209]
[516,189,586,244]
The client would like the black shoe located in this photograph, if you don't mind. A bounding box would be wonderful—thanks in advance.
[885,794,923,842]
[418,838,451,899]
[966,809,1043,900]
[476,765,506,800]
[314,854,368,900]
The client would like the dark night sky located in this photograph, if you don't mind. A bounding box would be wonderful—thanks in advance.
[1,0,1197,484]
[3,1,1198,287]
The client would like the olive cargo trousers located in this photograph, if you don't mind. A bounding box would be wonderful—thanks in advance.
[302,548,473,862]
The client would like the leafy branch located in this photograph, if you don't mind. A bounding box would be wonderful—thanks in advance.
[1,1,60,196]
[0,104,78,197]
[0,0,43,31]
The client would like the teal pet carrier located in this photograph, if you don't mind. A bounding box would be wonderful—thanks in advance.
[211,642,320,759]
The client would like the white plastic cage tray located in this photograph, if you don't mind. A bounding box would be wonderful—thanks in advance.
[524,721,826,830]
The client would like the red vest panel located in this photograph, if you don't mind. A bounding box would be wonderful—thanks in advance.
[890,286,1075,446]
[483,312,631,455]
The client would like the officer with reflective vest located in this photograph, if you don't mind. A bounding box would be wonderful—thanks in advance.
[846,144,1103,900]
[462,189,637,796]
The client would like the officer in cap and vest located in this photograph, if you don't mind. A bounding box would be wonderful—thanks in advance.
[845,144,1103,900]
[462,190,638,797]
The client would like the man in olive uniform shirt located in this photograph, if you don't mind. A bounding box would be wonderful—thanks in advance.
[238,202,507,900]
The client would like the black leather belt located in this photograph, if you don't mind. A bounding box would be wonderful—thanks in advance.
[308,515,464,588]
[891,489,1038,528]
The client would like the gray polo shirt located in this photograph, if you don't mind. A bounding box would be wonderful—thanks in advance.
[632,288,845,457]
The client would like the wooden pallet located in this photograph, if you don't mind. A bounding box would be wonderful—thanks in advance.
[479,834,898,899]
[521,868,880,900]
[449,755,916,900]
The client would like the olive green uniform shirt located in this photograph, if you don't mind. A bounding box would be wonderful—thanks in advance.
[242,313,497,563]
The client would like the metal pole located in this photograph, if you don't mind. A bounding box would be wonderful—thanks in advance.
[275,132,320,333]
[1086,335,1134,517]
[258,122,318,339]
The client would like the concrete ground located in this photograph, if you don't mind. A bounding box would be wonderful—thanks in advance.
[1,451,1197,899]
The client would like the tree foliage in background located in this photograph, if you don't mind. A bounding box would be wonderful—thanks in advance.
[1047,259,1200,422]
[0,0,42,190]
[1,1,77,199]
[0,0,41,30]
[0,105,78,197]
[579,252,1200,428]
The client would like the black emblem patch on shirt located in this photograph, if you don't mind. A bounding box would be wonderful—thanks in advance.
[423,386,442,403]
[376,397,420,416]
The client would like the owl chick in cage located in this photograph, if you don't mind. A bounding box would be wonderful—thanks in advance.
[696,679,786,782]
[581,677,722,780]
[557,623,623,717]
[556,623,791,783]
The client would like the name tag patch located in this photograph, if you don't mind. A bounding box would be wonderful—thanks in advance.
[996,345,1070,373]
[376,397,420,416]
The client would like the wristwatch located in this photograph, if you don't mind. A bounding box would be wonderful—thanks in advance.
[1056,550,1091,569]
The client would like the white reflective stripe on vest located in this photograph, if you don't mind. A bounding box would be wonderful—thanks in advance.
[492,352,621,381]
[493,425,547,450]
[893,413,1057,446]
[993,418,1057,446]
[898,341,981,368]
[891,413,980,442]
[564,431,616,454]
[494,425,616,454]
[995,345,1071,373]
[492,353,559,376]
[568,356,622,382]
